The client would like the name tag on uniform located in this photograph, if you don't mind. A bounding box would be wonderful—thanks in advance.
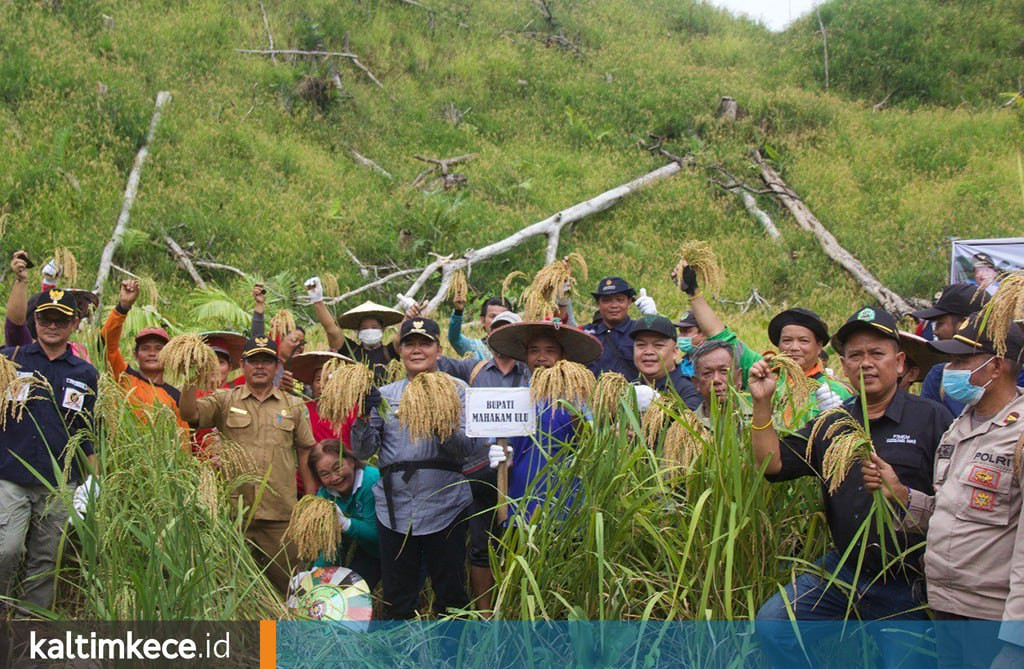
[66,378,88,391]
[229,407,249,415]
[62,387,85,412]
[7,372,34,402]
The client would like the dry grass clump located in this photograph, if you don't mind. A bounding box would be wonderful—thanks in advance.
[448,270,468,304]
[319,363,374,423]
[383,358,406,384]
[54,246,78,285]
[521,253,588,321]
[321,273,340,298]
[982,272,1024,357]
[770,353,818,410]
[159,335,220,391]
[663,411,709,473]
[591,372,630,423]
[284,496,341,561]
[269,309,297,340]
[398,372,461,441]
[809,410,874,494]
[530,360,595,406]
[673,241,722,293]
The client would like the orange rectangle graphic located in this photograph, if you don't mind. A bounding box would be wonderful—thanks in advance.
[260,619,276,669]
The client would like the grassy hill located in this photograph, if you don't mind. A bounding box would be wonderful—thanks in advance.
[2,0,1023,347]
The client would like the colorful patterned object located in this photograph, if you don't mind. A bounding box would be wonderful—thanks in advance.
[286,566,372,623]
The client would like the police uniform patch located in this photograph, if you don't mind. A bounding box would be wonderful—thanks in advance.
[1004,412,1020,425]
[61,387,84,412]
[936,444,954,459]
[967,465,1001,490]
[969,488,995,512]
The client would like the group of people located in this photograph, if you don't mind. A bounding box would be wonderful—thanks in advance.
[1,248,1022,668]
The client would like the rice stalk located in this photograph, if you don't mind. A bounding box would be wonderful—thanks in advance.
[663,411,709,473]
[140,277,159,306]
[197,465,220,525]
[398,372,461,441]
[54,246,78,284]
[268,309,297,340]
[530,360,595,406]
[811,412,874,494]
[501,270,529,303]
[770,353,818,411]
[158,334,221,391]
[448,270,468,304]
[673,240,722,293]
[319,363,373,423]
[641,395,671,448]
[284,496,341,562]
[213,437,261,480]
[981,272,1024,356]
[521,254,587,321]
[383,358,406,384]
[321,273,340,298]
[591,372,629,424]
[0,364,50,430]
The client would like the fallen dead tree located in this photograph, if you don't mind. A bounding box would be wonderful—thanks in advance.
[752,149,914,316]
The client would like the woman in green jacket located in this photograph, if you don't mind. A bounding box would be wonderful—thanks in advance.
[309,439,381,589]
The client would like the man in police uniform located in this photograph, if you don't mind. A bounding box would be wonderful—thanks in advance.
[748,306,954,669]
[0,288,98,610]
[582,276,657,377]
[179,336,316,595]
[630,315,701,410]
[863,315,1024,669]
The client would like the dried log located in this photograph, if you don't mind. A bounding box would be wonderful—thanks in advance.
[323,268,421,306]
[753,150,914,316]
[194,260,248,279]
[732,188,781,242]
[94,91,171,298]
[258,1,277,64]
[350,148,393,179]
[164,235,207,289]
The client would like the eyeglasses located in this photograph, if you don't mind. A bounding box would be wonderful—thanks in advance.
[36,315,73,329]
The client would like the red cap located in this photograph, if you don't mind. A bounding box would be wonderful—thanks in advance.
[135,327,170,344]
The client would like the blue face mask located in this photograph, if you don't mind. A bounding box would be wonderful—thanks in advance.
[678,336,694,354]
[941,357,994,406]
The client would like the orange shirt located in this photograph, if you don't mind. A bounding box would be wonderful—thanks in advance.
[100,307,190,434]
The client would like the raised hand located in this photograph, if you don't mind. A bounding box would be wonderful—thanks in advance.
[119,279,140,310]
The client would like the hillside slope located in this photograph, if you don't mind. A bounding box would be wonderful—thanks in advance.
[2,0,1022,344]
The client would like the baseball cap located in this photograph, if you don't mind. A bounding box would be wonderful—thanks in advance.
[33,288,77,318]
[929,313,1024,363]
[398,318,440,343]
[135,326,170,345]
[832,306,900,351]
[675,311,698,329]
[629,315,677,340]
[243,335,278,359]
[591,276,636,300]
[911,283,990,320]
[489,311,523,331]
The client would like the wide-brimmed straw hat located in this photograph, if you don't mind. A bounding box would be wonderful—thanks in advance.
[200,331,247,369]
[487,320,603,364]
[286,351,354,386]
[336,300,405,330]
[898,331,950,380]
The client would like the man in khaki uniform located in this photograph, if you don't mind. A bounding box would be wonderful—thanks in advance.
[180,336,316,594]
[863,314,1024,669]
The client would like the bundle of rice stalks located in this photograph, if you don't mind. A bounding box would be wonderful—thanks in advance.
[140,277,160,306]
[398,372,461,441]
[663,411,710,473]
[197,465,220,523]
[530,360,595,407]
[641,395,672,448]
[672,241,722,293]
[212,438,261,480]
[284,496,341,561]
[770,353,818,411]
[809,410,873,494]
[53,246,78,284]
[319,363,374,423]
[521,253,588,321]
[982,272,1024,356]
[448,270,468,304]
[268,309,297,340]
[321,273,340,298]
[383,358,406,384]
[501,270,528,303]
[591,372,630,424]
[158,335,221,391]
[94,373,127,439]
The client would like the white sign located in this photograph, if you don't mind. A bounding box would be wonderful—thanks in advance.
[465,387,536,438]
[950,237,1024,286]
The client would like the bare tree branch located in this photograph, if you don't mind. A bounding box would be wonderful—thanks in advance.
[164,235,208,289]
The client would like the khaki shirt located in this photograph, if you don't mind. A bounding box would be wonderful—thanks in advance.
[195,385,315,521]
[904,389,1024,641]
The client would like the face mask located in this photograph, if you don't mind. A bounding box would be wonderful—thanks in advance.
[941,357,994,406]
[357,328,383,347]
[678,336,694,354]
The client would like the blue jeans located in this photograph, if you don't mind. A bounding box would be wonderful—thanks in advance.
[755,551,932,669]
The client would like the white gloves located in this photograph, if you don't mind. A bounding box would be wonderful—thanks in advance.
[634,288,658,316]
[815,383,844,412]
[42,259,59,281]
[72,475,99,519]
[335,505,352,533]
[304,276,324,304]
[633,384,657,414]
[488,443,512,469]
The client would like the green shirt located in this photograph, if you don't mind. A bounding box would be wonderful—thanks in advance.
[708,326,763,388]
[313,466,381,566]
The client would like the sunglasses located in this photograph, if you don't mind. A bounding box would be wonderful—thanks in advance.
[36,315,73,329]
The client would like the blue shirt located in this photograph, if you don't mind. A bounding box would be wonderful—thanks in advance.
[447,312,491,361]
[582,318,637,378]
[649,366,703,411]
[508,403,577,519]
[921,364,965,417]
[0,342,97,485]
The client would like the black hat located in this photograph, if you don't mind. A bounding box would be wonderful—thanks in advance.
[487,320,603,364]
[675,311,698,329]
[768,308,829,346]
[399,318,440,343]
[929,314,1024,363]
[630,315,677,341]
[32,288,77,318]
[973,252,996,269]
[911,283,990,320]
[591,276,636,300]
[243,335,278,359]
[832,306,900,351]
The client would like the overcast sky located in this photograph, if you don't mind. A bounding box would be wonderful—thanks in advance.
[707,0,820,31]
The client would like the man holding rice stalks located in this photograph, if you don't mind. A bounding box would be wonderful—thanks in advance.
[863,314,1024,669]
[448,290,512,360]
[250,282,306,391]
[581,276,658,378]
[630,314,702,411]
[748,306,954,669]
[0,288,98,611]
[348,317,484,619]
[486,319,603,519]
[179,336,317,595]
[99,279,189,435]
